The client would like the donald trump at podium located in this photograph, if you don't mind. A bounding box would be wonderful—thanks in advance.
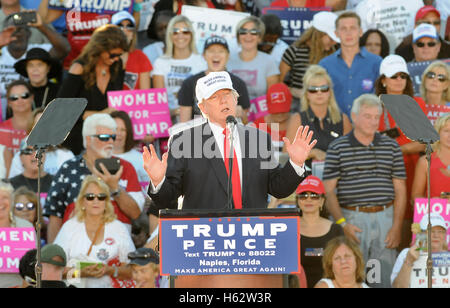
[143,71,317,210]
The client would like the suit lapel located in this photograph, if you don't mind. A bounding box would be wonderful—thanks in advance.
[203,123,228,194]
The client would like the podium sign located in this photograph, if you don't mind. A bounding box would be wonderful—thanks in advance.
[159,211,300,277]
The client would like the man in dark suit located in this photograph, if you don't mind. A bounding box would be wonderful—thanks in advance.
[144,71,317,210]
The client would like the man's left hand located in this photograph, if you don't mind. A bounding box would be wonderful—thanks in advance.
[283,125,317,167]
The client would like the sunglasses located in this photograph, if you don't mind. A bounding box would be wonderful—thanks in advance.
[84,193,107,201]
[418,21,441,26]
[172,27,191,35]
[91,134,116,142]
[298,192,322,200]
[119,24,135,31]
[389,73,408,80]
[426,71,448,82]
[109,52,123,59]
[8,92,31,101]
[15,202,36,211]
[307,85,330,93]
[20,148,34,156]
[415,41,438,48]
[238,28,260,36]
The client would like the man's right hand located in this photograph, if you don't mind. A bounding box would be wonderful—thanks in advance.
[343,223,363,244]
[143,144,168,188]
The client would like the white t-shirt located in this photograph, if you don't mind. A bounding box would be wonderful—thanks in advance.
[54,218,136,288]
[227,51,280,100]
[151,53,207,110]
[355,0,424,50]
[269,39,289,69]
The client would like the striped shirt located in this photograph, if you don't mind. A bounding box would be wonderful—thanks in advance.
[281,45,310,90]
[323,131,406,207]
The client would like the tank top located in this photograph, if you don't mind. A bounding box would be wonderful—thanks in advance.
[430,152,450,198]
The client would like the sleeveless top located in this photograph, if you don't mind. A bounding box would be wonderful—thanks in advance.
[430,152,450,198]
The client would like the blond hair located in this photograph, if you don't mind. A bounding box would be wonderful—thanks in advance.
[163,15,197,58]
[420,61,450,103]
[433,113,450,152]
[301,65,342,124]
[74,176,117,223]
[295,28,336,64]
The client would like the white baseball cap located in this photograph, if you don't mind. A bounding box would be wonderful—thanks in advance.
[196,71,235,104]
[413,23,439,43]
[379,55,409,78]
[312,11,340,44]
[420,213,447,231]
[111,11,136,27]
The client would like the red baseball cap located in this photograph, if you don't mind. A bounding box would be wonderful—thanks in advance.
[415,6,441,23]
[266,83,292,114]
[296,176,325,195]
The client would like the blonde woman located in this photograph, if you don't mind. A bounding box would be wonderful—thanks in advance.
[152,15,206,122]
[420,61,450,107]
[0,182,33,288]
[412,114,450,201]
[284,65,351,162]
[54,175,135,288]
[315,236,369,288]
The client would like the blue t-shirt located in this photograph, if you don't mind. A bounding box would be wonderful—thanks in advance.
[319,47,382,117]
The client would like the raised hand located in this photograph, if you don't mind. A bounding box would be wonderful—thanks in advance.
[143,144,168,187]
[282,125,317,167]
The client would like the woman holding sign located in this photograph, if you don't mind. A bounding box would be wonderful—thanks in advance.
[0,182,33,288]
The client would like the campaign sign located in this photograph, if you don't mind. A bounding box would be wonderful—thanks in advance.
[0,128,27,154]
[159,216,300,276]
[48,0,134,14]
[108,89,172,139]
[248,96,268,123]
[426,104,450,126]
[413,198,450,250]
[407,59,450,97]
[261,7,330,45]
[0,228,36,273]
[410,253,450,288]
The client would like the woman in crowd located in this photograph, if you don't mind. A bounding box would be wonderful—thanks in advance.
[54,176,135,288]
[0,80,34,134]
[315,236,369,288]
[420,60,450,107]
[296,176,343,288]
[283,65,351,165]
[111,11,152,90]
[391,213,448,288]
[280,11,338,103]
[375,55,427,241]
[57,24,129,155]
[110,111,149,186]
[12,186,38,226]
[412,114,450,200]
[152,15,206,123]
[14,48,62,108]
[359,29,390,58]
[0,182,33,288]
[144,10,176,65]
[227,16,279,100]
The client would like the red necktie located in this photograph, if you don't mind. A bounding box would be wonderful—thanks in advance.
[223,128,242,209]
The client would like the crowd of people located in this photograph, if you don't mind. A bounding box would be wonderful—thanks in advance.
[0,0,449,289]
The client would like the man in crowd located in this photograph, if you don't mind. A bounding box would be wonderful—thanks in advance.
[40,244,75,288]
[323,94,407,288]
[411,23,442,63]
[44,113,145,243]
[319,11,382,117]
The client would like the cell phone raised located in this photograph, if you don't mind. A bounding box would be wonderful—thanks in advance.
[10,11,37,26]
[95,158,121,175]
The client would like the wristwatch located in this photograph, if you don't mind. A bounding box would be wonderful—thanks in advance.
[111,188,121,198]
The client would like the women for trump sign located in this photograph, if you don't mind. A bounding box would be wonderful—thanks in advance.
[0,228,36,273]
[108,89,172,140]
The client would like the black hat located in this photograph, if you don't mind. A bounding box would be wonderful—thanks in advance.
[203,36,229,52]
[128,248,159,266]
[14,48,62,79]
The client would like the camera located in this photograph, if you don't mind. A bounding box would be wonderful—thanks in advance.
[10,11,37,26]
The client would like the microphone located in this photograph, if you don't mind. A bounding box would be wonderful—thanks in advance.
[225,116,237,210]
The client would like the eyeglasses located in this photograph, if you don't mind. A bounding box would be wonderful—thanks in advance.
[389,73,408,80]
[91,134,116,142]
[8,92,31,101]
[426,71,448,82]
[20,148,34,156]
[84,193,107,201]
[119,24,135,31]
[418,20,441,26]
[109,52,123,59]
[15,202,36,211]
[172,27,191,35]
[307,85,330,93]
[238,28,260,36]
[415,41,438,48]
[297,192,322,200]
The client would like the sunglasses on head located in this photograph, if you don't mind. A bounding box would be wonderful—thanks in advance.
[15,202,36,211]
[389,73,408,80]
[426,71,448,82]
[297,192,322,200]
[84,193,107,201]
[415,41,438,48]
[172,27,191,35]
[307,85,330,93]
[20,148,34,156]
[109,52,123,59]
[8,92,31,101]
[91,134,116,142]
[238,28,260,36]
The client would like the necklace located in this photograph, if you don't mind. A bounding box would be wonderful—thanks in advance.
[101,69,107,77]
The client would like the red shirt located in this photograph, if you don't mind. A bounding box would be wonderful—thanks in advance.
[123,50,153,90]
[429,152,450,198]
[270,0,326,7]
